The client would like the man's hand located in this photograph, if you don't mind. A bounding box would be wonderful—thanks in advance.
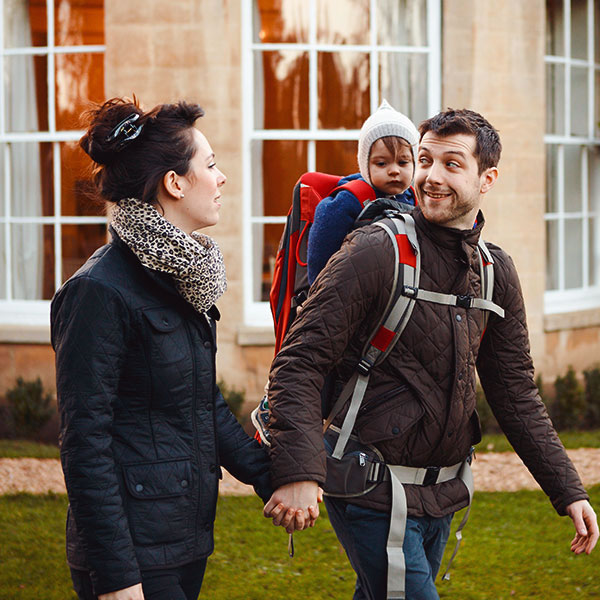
[566,499,598,555]
[264,481,320,533]
[99,583,144,600]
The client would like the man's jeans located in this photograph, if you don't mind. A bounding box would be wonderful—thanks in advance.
[325,496,453,600]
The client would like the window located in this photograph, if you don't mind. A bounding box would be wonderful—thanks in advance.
[545,0,600,313]
[0,0,105,328]
[242,0,441,326]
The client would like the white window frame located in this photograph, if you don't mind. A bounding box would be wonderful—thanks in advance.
[544,0,600,314]
[0,0,105,330]
[241,0,441,327]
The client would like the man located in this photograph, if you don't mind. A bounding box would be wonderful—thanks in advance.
[263,109,598,600]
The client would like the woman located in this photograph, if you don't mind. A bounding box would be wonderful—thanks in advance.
[51,97,272,600]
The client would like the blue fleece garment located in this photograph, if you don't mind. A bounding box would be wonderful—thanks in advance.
[307,173,416,284]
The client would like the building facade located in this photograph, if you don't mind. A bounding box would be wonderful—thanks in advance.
[1,0,599,408]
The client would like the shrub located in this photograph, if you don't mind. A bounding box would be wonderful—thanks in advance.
[583,365,600,429]
[6,377,55,439]
[217,379,246,424]
[552,366,586,430]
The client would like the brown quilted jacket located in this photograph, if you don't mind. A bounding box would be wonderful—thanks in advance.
[268,208,588,517]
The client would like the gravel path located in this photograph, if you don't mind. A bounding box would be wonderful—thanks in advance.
[1,449,599,496]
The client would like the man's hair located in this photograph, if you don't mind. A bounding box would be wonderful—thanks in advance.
[418,108,502,174]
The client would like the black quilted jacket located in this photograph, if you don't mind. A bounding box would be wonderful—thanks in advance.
[51,230,272,596]
[268,208,588,517]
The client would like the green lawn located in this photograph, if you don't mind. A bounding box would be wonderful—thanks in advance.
[0,430,598,459]
[0,439,59,459]
[477,429,600,453]
[1,487,599,599]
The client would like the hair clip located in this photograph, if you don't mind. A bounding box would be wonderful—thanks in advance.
[105,113,144,151]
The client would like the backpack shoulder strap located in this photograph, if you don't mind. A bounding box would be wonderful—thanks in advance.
[333,178,377,208]
[325,214,420,459]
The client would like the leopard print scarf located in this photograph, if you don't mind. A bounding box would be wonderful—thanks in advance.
[111,197,227,314]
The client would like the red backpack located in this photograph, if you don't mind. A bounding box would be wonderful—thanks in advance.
[269,172,377,353]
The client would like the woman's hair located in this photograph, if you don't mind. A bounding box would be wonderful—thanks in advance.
[79,97,205,204]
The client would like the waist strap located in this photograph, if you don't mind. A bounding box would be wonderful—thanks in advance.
[385,458,474,600]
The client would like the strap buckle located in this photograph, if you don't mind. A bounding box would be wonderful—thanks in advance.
[423,466,441,486]
[456,294,473,309]
[357,358,373,377]
[401,285,418,299]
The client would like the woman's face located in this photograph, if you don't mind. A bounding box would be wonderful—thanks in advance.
[175,128,226,233]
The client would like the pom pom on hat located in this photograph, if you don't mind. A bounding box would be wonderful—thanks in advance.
[357,99,419,186]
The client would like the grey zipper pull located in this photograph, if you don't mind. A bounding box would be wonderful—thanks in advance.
[358,452,367,467]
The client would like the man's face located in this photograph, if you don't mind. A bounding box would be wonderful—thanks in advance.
[415,132,497,229]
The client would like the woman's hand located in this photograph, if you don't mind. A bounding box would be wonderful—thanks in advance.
[264,481,320,533]
[98,583,145,600]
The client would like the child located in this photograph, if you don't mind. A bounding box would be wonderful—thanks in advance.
[307,100,419,284]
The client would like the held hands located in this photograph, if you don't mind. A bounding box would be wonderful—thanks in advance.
[98,583,145,600]
[263,481,322,533]
[566,499,598,555]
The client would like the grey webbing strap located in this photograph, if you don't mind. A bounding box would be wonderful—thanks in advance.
[408,288,505,318]
[386,460,469,599]
[331,372,370,459]
[324,216,418,458]
[387,466,409,599]
[441,460,474,581]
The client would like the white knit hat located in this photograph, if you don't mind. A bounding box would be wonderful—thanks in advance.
[357,99,419,186]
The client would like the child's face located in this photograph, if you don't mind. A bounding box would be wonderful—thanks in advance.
[368,138,414,195]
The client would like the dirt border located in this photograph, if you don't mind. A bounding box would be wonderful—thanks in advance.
[1,449,599,496]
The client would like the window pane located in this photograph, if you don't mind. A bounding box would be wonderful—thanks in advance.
[255,51,309,130]
[0,144,4,217]
[253,222,285,302]
[545,63,564,135]
[590,146,600,213]
[61,141,105,217]
[570,0,588,60]
[595,69,600,138]
[10,223,47,299]
[0,226,5,298]
[317,0,369,45]
[55,0,104,46]
[318,52,370,129]
[546,144,559,213]
[563,144,582,212]
[377,0,427,46]
[254,0,309,44]
[564,218,583,289]
[4,55,48,132]
[316,140,358,175]
[570,66,588,137]
[545,0,564,56]
[546,219,559,290]
[596,1,600,63]
[8,142,52,218]
[55,53,104,130]
[379,52,428,127]
[4,0,47,48]
[590,217,599,286]
[253,140,307,217]
[61,223,106,283]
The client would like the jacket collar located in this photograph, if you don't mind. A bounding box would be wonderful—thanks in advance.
[412,206,484,254]
[108,226,221,322]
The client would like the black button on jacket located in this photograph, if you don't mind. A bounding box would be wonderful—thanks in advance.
[51,230,272,596]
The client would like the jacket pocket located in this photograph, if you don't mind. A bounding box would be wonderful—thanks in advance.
[142,307,187,363]
[122,458,192,545]
[356,386,424,445]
